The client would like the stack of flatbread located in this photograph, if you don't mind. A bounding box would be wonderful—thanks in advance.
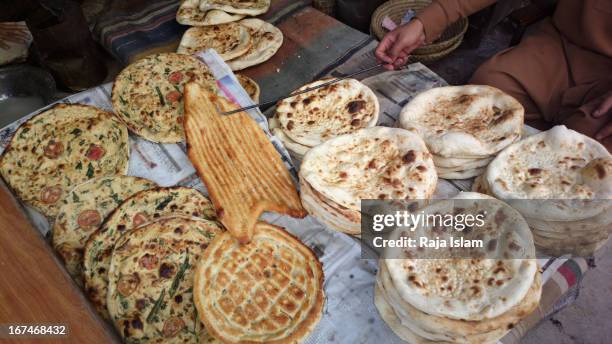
[473,125,612,257]
[177,0,283,71]
[270,78,380,161]
[398,85,524,180]
[377,192,542,344]
[299,127,437,236]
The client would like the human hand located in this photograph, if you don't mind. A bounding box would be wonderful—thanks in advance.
[591,91,612,141]
[375,19,425,71]
[0,22,31,50]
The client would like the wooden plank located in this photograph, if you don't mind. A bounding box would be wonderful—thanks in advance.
[0,180,118,343]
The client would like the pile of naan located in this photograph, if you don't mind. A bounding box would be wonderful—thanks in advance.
[473,125,612,256]
[299,127,437,236]
[270,78,380,161]
[399,85,524,179]
[177,0,283,71]
[377,193,542,344]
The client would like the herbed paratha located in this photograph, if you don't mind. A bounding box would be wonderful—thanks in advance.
[177,0,245,26]
[384,193,538,321]
[194,222,324,344]
[52,176,156,281]
[227,18,283,71]
[0,103,129,218]
[398,85,524,157]
[83,186,217,320]
[107,216,224,343]
[112,53,217,143]
[485,126,612,221]
[300,127,437,211]
[199,0,270,16]
[276,78,379,148]
[177,23,251,61]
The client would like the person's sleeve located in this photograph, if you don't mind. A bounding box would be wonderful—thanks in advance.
[416,0,497,43]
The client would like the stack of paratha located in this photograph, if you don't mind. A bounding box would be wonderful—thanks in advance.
[111,53,260,143]
[177,0,270,26]
[270,78,380,161]
[299,127,437,236]
[473,125,612,256]
[398,85,524,180]
[377,193,542,344]
[177,18,283,70]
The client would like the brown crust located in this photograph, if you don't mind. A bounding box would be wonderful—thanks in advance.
[183,82,305,244]
[194,222,324,344]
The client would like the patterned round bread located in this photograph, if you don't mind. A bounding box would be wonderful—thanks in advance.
[0,103,129,218]
[275,78,379,148]
[107,216,224,343]
[52,176,156,282]
[83,186,217,320]
[227,18,283,71]
[398,85,524,158]
[194,222,324,343]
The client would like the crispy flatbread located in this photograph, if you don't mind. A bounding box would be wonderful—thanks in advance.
[107,216,224,343]
[183,83,306,243]
[52,176,156,282]
[227,18,283,71]
[276,78,379,148]
[83,186,217,319]
[177,23,251,61]
[177,0,245,26]
[398,85,524,158]
[199,0,270,16]
[0,104,130,218]
[193,222,324,343]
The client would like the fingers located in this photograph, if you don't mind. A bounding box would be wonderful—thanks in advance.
[594,94,612,118]
[596,122,612,141]
[375,33,396,63]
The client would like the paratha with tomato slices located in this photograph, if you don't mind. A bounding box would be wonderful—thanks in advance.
[0,104,129,218]
[52,176,156,282]
[107,216,224,343]
[199,0,270,16]
[112,53,258,143]
[83,186,217,320]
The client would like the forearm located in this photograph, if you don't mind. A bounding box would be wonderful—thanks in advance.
[416,0,497,43]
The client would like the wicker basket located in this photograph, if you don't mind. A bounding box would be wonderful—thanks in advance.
[370,0,467,60]
[313,0,336,16]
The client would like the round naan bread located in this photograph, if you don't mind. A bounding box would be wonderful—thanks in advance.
[83,186,217,320]
[276,78,379,148]
[384,193,538,321]
[486,125,612,221]
[177,23,251,60]
[112,53,215,143]
[194,223,324,343]
[199,0,270,16]
[177,0,245,26]
[107,216,224,343]
[300,127,437,211]
[398,85,524,158]
[52,176,156,281]
[227,18,283,71]
[0,104,129,218]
